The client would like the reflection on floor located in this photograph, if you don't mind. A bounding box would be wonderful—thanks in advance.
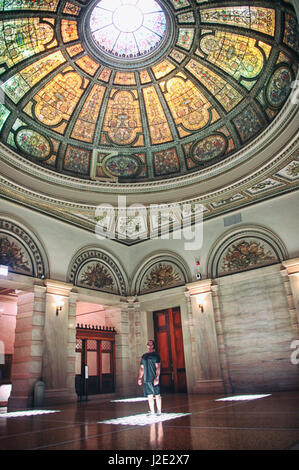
[98,412,191,426]
[0,391,299,450]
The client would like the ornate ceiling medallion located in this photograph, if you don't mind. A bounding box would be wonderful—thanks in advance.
[84,0,173,68]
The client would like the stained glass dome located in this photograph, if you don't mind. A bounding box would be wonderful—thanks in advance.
[0,0,298,184]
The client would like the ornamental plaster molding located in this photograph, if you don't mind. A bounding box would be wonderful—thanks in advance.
[1,140,297,212]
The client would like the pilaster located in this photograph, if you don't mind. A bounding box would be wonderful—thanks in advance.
[8,284,46,410]
[114,297,140,397]
[42,279,77,406]
[281,258,299,336]
[185,280,225,394]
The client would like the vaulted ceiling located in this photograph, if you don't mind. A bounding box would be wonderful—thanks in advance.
[0,0,298,242]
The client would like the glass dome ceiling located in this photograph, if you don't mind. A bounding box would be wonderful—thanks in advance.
[89,0,168,60]
[0,0,298,184]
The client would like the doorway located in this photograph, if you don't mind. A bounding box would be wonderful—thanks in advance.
[75,327,116,396]
[153,307,187,393]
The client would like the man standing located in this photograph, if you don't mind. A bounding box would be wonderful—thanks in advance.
[138,340,162,415]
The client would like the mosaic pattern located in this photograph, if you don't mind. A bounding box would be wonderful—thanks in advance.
[15,128,51,160]
[71,84,105,143]
[0,0,59,11]
[105,155,140,178]
[68,248,127,295]
[0,1,297,182]
[283,13,299,53]
[218,238,278,276]
[191,134,227,163]
[102,90,143,146]
[266,66,293,108]
[142,262,185,292]
[0,235,32,274]
[200,7,275,36]
[162,75,213,133]
[143,86,173,144]
[154,148,180,176]
[64,145,90,175]
[79,262,116,292]
[200,32,264,81]
[233,107,263,143]
[1,51,66,103]
[177,28,194,50]
[94,151,147,180]
[185,59,242,112]
[169,0,190,10]
[0,105,10,132]
[0,219,46,277]
[0,18,55,72]
[33,70,84,128]
[75,55,100,76]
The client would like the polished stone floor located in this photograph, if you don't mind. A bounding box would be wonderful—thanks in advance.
[0,391,299,451]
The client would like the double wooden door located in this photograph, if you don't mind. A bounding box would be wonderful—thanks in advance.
[153,307,187,393]
[75,327,116,396]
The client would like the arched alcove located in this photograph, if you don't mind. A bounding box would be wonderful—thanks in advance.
[67,246,129,296]
[207,225,288,279]
[131,251,191,295]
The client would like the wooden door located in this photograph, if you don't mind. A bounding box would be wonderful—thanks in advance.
[153,307,187,393]
[75,327,116,396]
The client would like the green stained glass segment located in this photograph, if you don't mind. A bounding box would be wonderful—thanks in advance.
[0,0,59,11]
[0,104,10,132]
[200,6,275,36]
[0,18,55,72]
[200,32,264,81]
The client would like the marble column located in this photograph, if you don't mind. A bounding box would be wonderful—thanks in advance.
[184,290,201,393]
[114,297,140,397]
[211,284,233,394]
[42,280,77,406]
[281,258,299,335]
[185,280,225,394]
[8,284,46,410]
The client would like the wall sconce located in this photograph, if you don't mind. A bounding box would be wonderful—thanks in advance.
[0,265,8,276]
[196,294,205,313]
[55,300,64,316]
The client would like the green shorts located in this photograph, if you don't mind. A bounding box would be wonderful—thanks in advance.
[143,382,160,397]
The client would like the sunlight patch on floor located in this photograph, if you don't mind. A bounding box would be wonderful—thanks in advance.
[110,397,148,403]
[216,394,271,402]
[0,410,61,418]
[98,412,190,426]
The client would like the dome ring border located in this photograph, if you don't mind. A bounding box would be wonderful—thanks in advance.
[80,0,176,70]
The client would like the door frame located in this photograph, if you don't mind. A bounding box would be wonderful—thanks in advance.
[76,325,116,395]
[153,306,187,393]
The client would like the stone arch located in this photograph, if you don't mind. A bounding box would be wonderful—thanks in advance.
[131,251,191,295]
[67,246,129,296]
[0,215,49,278]
[207,224,288,279]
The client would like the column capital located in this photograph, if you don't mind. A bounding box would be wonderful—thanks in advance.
[44,279,73,297]
[119,296,140,310]
[185,279,213,297]
[282,258,299,275]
